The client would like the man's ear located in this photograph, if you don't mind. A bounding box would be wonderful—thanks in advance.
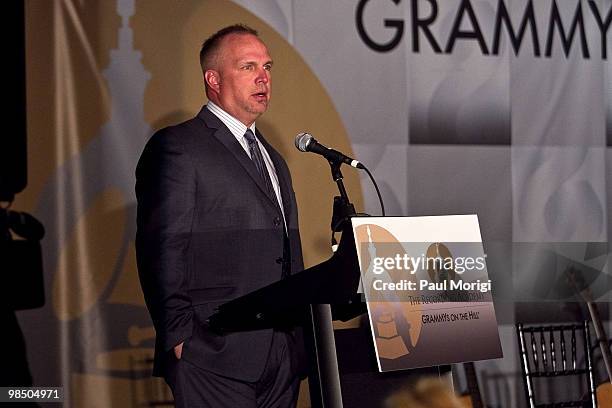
[204,70,220,93]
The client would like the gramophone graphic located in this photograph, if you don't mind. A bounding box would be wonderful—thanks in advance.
[355,224,462,367]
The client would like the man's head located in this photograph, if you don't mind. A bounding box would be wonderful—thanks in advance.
[200,25,273,127]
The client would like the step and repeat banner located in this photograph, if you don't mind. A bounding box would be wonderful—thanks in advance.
[16,0,611,406]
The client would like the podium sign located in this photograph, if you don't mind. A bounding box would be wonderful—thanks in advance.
[352,215,502,372]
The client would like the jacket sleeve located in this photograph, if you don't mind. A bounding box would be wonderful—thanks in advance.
[135,129,195,352]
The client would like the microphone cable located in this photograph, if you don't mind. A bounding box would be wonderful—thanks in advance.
[329,162,385,253]
[360,163,385,217]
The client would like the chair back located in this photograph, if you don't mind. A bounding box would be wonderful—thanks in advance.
[516,321,597,407]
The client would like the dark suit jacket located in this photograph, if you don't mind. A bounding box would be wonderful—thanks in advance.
[135,106,304,381]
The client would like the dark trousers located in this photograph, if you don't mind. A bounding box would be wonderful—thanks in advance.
[166,331,300,408]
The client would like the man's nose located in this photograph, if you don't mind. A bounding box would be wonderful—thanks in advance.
[255,68,269,84]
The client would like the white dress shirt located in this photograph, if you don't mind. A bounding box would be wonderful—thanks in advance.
[206,101,286,226]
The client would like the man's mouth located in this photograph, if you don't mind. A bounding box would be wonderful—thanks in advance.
[252,91,268,102]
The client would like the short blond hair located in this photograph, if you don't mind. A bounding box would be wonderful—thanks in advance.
[199,24,258,72]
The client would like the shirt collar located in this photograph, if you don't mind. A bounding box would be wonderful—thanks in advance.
[206,101,256,141]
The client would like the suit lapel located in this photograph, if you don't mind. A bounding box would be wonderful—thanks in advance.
[197,107,282,215]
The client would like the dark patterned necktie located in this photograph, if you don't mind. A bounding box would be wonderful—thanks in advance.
[244,129,275,197]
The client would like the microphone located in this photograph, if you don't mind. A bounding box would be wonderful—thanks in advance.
[295,133,363,169]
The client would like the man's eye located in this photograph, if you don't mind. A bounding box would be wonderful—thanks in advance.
[242,65,253,70]
[264,65,272,71]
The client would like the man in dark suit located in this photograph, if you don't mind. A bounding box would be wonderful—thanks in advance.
[136,24,304,407]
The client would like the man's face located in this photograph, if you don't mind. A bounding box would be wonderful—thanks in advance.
[208,34,273,126]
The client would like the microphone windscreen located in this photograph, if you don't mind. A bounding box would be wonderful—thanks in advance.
[295,133,313,152]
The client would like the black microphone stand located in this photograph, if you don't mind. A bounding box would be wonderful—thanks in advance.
[329,161,357,234]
